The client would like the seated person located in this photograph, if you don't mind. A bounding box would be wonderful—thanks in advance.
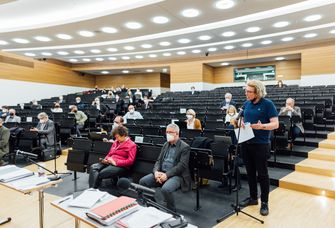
[31,99,42,109]
[89,126,137,188]
[190,86,198,95]
[115,94,125,115]
[139,123,191,212]
[51,102,63,113]
[1,106,9,119]
[103,116,125,143]
[0,118,10,166]
[279,98,304,143]
[30,112,55,149]
[5,109,21,123]
[185,109,202,130]
[75,97,86,110]
[225,105,238,144]
[220,93,236,113]
[143,96,153,109]
[123,105,143,123]
[276,80,286,88]
[70,105,88,137]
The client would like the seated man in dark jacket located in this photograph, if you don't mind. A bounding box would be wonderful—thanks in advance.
[30,112,55,149]
[0,118,10,166]
[139,123,191,212]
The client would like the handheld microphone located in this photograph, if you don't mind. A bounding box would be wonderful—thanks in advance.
[117,178,155,196]
[16,150,38,159]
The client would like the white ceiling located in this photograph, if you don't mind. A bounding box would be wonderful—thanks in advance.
[1,0,335,71]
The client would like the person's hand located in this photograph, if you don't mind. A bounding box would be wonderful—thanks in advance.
[100,158,108,164]
[251,120,263,130]
[158,173,167,183]
[154,171,163,182]
[107,158,116,166]
[102,138,108,142]
[30,128,38,132]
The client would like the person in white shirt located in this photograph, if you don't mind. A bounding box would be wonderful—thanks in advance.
[225,105,238,145]
[134,88,143,100]
[51,103,63,113]
[5,109,21,123]
[123,105,143,124]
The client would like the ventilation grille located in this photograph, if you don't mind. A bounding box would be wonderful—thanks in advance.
[0,55,34,68]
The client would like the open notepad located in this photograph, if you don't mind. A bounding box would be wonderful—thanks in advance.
[0,165,34,183]
[68,189,107,208]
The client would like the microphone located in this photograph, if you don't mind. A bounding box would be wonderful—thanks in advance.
[236,105,245,120]
[117,178,155,196]
[16,150,38,159]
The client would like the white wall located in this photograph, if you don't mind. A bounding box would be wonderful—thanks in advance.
[300,74,335,86]
[0,79,91,106]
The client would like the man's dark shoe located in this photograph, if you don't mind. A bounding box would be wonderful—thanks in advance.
[0,160,8,167]
[239,197,258,207]
[260,202,269,216]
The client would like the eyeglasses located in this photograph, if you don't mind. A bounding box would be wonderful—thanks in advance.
[166,131,176,134]
[245,90,255,94]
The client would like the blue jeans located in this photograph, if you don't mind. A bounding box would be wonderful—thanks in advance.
[139,173,181,211]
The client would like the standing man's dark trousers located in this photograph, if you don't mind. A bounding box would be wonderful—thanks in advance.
[241,143,270,203]
[89,163,127,188]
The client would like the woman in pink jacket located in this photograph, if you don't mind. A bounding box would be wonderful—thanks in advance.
[89,126,137,188]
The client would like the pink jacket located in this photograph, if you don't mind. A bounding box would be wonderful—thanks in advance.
[105,138,137,168]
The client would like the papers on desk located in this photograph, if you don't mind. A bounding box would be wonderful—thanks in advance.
[7,174,50,190]
[0,165,34,183]
[117,206,173,228]
[68,189,107,208]
[234,123,255,143]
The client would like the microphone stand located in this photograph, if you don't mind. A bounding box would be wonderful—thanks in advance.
[216,116,264,224]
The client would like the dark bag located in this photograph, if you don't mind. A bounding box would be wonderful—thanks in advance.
[191,136,213,149]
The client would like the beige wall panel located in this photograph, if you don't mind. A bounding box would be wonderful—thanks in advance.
[160,73,170,88]
[95,73,161,88]
[170,62,203,83]
[203,64,214,83]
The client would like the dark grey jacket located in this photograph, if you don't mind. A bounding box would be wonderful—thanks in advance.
[0,126,10,157]
[153,139,191,192]
[37,120,55,147]
[279,106,304,133]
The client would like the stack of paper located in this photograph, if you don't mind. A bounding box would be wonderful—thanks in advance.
[0,165,34,183]
[68,189,107,208]
[7,174,50,190]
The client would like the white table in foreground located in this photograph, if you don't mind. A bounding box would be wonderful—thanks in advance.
[51,194,197,228]
[0,177,62,228]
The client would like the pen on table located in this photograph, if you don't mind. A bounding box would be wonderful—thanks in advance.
[58,196,72,204]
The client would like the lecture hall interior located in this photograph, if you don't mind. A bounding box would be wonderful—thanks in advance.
[1,0,335,227]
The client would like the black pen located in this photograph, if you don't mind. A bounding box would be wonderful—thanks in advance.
[58,196,72,204]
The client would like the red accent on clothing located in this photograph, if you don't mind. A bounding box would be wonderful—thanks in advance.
[105,138,137,167]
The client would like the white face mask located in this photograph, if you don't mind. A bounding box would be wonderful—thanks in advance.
[166,133,174,142]
[129,109,135,114]
[225,98,231,103]
[112,123,119,129]
[186,114,193,120]
[228,112,234,116]
[76,99,81,103]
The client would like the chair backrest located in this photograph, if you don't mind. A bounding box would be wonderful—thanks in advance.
[73,138,92,151]
[92,141,112,154]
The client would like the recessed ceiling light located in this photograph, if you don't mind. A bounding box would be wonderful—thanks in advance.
[198,35,212,41]
[34,36,51,42]
[304,33,318,38]
[57,51,69,55]
[24,53,36,57]
[12,38,30,44]
[208,47,217,52]
[159,41,171,46]
[90,49,101,53]
[108,57,117,61]
[69,59,78,63]
[125,22,142,29]
[0,40,8,45]
[181,8,200,18]
[221,31,236,37]
[162,52,172,56]
[146,69,154,72]
[95,58,104,61]
[122,70,129,74]
[261,40,272,45]
[304,14,322,22]
[246,27,261,33]
[101,71,109,74]
[177,51,186,55]
[82,58,91,62]
[56,34,72,40]
[41,52,52,56]
[141,44,152,49]
[275,57,285,61]
[281,37,294,42]
[220,62,229,66]
[178,38,191,44]
[162,68,168,73]
[74,50,85,55]
[121,56,130,60]
[78,30,95,37]
[107,48,118,52]
[215,0,235,9]
[192,49,201,53]
[273,21,290,28]
[330,29,335,34]
[101,27,118,34]
[124,46,135,50]
[152,16,169,24]
[135,55,144,59]
[223,45,235,50]
[241,43,253,47]
[149,54,157,58]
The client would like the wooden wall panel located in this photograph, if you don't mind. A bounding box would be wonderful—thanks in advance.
[160,73,170,88]
[203,64,214,83]
[301,45,335,76]
[214,59,301,83]
[95,73,161,88]
[0,51,95,87]
[170,61,203,83]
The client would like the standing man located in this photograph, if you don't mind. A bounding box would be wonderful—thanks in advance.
[0,118,10,166]
[139,123,191,212]
[239,80,278,216]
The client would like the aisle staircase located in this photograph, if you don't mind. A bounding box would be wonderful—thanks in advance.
[280,132,335,198]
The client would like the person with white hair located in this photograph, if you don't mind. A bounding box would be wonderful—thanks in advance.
[220,92,236,112]
[237,80,279,216]
[30,112,55,149]
[0,118,10,166]
[5,109,21,123]
[139,123,191,212]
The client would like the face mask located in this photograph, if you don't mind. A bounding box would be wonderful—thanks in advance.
[166,133,174,142]
[225,98,231,103]
[73,110,78,113]
[9,113,14,116]
[186,115,193,120]
[39,119,46,124]
[129,109,134,114]
[228,112,234,116]
[112,123,119,129]
[76,100,81,103]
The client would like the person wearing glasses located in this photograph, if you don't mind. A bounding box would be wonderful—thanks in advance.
[237,80,279,216]
[139,123,191,212]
